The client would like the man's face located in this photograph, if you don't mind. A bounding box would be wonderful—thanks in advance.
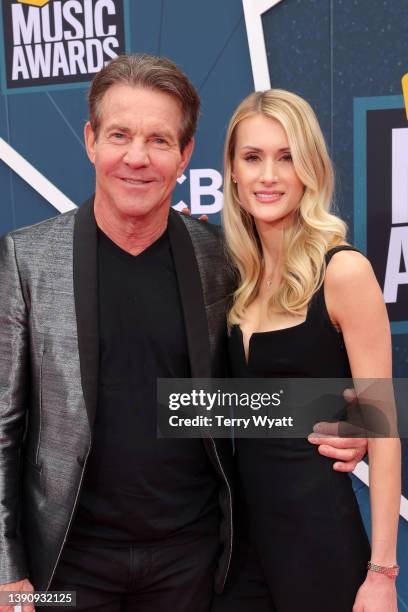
[84,84,194,222]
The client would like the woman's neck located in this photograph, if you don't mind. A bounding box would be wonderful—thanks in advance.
[256,221,285,276]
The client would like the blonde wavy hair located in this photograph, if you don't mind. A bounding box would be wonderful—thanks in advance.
[223,89,348,327]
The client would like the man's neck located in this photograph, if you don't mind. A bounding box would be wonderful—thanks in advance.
[94,201,169,256]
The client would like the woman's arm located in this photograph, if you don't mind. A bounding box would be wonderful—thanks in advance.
[325,250,401,612]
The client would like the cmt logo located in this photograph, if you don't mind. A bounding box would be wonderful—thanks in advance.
[354,97,408,333]
[1,0,128,92]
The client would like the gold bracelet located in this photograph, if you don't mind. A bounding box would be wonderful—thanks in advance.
[367,561,399,578]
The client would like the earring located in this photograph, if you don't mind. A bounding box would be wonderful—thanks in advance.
[232,176,237,183]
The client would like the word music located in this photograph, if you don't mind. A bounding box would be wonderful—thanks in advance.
[11,0,122,81]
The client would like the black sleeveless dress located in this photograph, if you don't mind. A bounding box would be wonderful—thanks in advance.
[214,247,371,612]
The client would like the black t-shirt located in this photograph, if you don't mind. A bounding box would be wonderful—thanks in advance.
[70,228,219,544]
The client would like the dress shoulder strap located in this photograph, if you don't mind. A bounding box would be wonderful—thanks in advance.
[325,245,361,265]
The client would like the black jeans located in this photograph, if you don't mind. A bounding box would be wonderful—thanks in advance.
[43,534,219,611]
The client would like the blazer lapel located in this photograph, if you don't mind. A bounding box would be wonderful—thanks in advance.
[167,209,212,378]
[73,197,99,429]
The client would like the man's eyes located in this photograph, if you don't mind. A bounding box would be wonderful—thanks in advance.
[110,132,126,140]
[152,137,170,146]
[106,133,171,146]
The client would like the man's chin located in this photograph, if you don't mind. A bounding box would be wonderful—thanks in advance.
[116,199,171,221]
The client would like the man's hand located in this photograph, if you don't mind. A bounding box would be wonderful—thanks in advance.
[308,431,367,471]
[0,578,35,612]
[307,387,368,471]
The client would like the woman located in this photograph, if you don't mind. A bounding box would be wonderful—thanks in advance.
[213,90,400,612]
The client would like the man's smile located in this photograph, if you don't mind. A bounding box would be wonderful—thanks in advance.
[118,176,156,186]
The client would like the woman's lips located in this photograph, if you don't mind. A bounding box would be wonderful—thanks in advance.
[254,191,284,202]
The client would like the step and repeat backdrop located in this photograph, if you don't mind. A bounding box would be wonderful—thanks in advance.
[0,0,407,605]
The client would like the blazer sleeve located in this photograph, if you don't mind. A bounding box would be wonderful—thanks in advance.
[0,233,29,583]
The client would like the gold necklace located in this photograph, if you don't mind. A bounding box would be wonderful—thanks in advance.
[262,261,276,289]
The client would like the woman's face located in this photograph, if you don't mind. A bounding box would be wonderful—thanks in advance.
[232,114,305,228]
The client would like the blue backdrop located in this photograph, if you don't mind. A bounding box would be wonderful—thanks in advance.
[0,0,407,606]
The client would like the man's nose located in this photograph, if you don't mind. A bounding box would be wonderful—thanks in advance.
[123,139,149,166]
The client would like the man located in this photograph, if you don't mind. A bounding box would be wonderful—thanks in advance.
[0,54,366,611]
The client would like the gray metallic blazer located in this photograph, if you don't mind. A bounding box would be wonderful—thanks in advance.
[0,199,235,594]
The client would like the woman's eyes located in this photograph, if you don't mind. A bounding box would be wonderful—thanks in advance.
[243,153,292,162]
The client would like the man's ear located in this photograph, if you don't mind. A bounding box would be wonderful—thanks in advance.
[84,121,96,164]
[177,138,195,177]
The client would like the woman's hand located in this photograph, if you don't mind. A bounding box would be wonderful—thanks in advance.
[180,207,208,222]
[352,572,398,611]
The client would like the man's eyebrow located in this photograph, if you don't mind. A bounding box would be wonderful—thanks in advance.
[104,123,130,133]
[102,124,177,141]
